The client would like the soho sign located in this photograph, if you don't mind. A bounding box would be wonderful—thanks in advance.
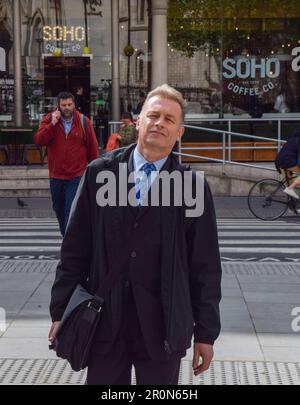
[43,25,85,55]
[43,26,85,42]
[223,47,300,95]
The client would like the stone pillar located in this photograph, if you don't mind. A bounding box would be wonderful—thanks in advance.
[151,0,168,89]
[111,0,120,122]
[13,0,23,126]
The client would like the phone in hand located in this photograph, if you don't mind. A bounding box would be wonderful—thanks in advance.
[51,108,61,125]
[55,107,62,119]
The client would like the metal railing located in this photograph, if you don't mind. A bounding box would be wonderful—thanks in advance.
[109,121,122,134]
[108,117,300,173]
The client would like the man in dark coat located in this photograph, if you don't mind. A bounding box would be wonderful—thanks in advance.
[48,84,222,385]
[74,85,89,117]
[275,127,300,199]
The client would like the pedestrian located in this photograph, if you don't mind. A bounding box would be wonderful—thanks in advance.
[117,112,137,147]
[48,84,222,385]
[74,85,89,116]
[275,127,300,199]
[34,91,99,236]
[134,91,146,114]
[273,83,294,114]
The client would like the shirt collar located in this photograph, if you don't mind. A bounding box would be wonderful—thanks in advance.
[61,114,73,124]
[133,146,168,172]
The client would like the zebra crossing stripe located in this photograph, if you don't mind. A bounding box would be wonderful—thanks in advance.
[0,217,299,258]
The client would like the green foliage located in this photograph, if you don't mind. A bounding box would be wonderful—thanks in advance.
[167,0,300,57]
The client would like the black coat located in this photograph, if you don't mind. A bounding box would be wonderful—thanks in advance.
[275,127,300,171]
[50,144,222,354]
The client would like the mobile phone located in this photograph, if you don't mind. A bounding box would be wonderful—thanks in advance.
[55,107,62,119]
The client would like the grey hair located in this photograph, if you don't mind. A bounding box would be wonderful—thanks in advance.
[142,84,186,123]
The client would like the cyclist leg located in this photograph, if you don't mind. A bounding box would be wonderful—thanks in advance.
[287,166,300,186]
[283,166,300,199]
[280,169,291,186]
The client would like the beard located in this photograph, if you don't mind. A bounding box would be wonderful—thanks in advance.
[61,110,73,119]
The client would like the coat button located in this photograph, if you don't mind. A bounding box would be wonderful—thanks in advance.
[131,251,137,258]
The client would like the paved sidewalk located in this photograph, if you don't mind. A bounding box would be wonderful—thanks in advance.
[0,260,300,385]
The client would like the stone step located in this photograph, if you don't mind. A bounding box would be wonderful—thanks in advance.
[0,166,48,178]
[0,179,49,189]
[0,164,265,198]
[0,189,50,197]
[0,166,49,197]
[189,162,279,182]
[206,173,257,197]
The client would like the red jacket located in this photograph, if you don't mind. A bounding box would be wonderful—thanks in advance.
[34,110,99,180]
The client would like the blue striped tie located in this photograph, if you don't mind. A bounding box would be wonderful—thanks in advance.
[136,163,156,205]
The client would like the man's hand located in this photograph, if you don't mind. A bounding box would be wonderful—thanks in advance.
[51,110,61,126]
[48,321,61,349]
[192,343,214,376]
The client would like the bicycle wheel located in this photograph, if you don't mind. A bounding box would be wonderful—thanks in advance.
[248,179,289,220]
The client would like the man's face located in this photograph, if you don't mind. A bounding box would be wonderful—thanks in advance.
[136,96,184,155]
[58,98,75,118]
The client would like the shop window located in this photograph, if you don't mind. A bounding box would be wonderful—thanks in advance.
[168,0,300,117]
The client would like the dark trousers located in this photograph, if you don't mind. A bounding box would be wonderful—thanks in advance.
[86,287,182,385]
[49,177,81,236]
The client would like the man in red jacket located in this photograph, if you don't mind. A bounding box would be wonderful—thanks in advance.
[35,91,99,236]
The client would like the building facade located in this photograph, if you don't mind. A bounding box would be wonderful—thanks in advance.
[1,0,300,127]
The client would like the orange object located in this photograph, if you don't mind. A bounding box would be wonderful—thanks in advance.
[106,133,120,152]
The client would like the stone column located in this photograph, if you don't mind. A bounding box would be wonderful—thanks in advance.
[13,0,23,126]
[151,0,168,89]
[111,0,120,122]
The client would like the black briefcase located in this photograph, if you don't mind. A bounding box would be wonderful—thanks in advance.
[54,285,103,372]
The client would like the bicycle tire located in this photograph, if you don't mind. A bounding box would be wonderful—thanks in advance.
[248,179,289,220]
